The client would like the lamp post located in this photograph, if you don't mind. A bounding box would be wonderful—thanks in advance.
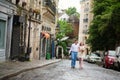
[26,8,33,60]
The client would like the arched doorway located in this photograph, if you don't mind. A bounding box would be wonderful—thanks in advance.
[56,46,64,59]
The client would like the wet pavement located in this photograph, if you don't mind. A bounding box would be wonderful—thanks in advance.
[7,60,120,80]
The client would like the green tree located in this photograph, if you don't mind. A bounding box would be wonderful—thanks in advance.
[111,1,120,46]
[73,12,80,19]
[65,7,80,19]
[56,20,73,55]
[65,7,80,18]
[65,7,80,38]
[65,7,77,16]
[87,0,120,51]
[56,20,73,39]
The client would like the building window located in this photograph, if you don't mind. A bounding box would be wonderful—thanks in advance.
[84,25,87,29]
[83,25,88,34]
[42,26,44,30]
[84,8,89,12]
[87,2,89,6]
[16,0,20,5]
[0,20,6,49]
[86,14,88,18]
[84,14,88,18]
[83,18,88,23]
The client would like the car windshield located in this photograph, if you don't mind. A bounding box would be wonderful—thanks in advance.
[108,51,115,56]
[91,53,98,57]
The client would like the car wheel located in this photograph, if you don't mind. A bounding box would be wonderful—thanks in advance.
[103,60,106,68]
[103,63,105,68]
[118,62,120,71]
[114,62,119,70]
[113,63,116,70]
[104,62,109,68]
[113,62,120,70]
[105,64,107,68]
[111,64,114,69]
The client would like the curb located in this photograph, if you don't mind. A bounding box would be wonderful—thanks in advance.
[0,60,61,80]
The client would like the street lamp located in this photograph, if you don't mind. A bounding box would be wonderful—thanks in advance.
[25,8,33,61]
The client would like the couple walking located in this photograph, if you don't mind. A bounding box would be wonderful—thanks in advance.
[69,40,85,69]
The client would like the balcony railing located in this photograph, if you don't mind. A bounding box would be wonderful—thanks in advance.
[44,0,56,14]
[30,12,41,23]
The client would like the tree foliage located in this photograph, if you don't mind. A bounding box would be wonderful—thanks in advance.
[87,0,120,51]
[65,7,80,18]
[56,20,73,55]
[56,20,73,39]
[65,7,77,16]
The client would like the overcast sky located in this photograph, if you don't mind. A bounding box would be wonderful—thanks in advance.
[58,0,81,13]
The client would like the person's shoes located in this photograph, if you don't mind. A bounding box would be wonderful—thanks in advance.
[71,66,75,69]
[79,67,83,69]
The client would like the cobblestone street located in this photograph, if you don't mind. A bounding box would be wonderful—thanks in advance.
[8,60,120,80]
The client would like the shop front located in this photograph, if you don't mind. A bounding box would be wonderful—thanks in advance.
[39,31,50,60]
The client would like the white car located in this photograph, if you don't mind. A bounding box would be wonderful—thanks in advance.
[113,46,120,70]
[87,53,101,63]
[84,55,89,61]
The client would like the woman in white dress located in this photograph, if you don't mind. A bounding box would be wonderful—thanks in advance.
[78,42,85,69]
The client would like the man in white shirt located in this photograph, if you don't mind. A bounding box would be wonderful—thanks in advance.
[69,40,79,68]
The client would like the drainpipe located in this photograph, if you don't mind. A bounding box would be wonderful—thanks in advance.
[25,8,32,61]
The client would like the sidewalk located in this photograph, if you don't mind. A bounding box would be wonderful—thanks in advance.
[0,59,61,80]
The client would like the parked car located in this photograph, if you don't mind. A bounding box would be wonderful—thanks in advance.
[103,50,116,68]
[113,46,120,70]
[87,53,101,63]
[84,55,89,61]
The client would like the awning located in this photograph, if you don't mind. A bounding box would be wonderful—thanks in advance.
[41,32,50,39]
[60,36,69,41]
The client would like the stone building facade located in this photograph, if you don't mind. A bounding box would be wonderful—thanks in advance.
[0,0,58,62]
[0,0,15,61]
[40,0,58,60]
[79,0,93,44]
[78,0,93,54]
